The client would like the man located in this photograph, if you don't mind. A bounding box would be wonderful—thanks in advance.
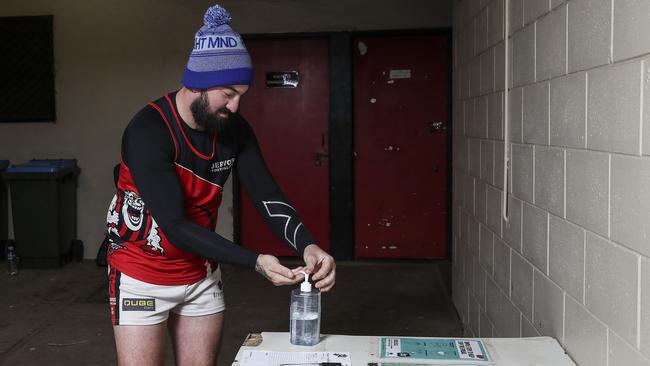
[105,4,336,365]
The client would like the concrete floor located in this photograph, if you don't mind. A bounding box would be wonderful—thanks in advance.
[0,259,462,366]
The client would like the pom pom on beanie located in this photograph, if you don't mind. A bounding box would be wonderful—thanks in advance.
[181,4,253,89]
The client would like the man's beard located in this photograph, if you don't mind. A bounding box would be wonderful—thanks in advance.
[189,91,232,134]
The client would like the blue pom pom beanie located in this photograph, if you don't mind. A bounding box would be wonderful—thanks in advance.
[181,5,253,89]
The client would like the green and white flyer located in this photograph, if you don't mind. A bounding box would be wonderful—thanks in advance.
[380,338,489,361]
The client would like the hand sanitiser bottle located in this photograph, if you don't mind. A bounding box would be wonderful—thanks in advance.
[290,271,321,346]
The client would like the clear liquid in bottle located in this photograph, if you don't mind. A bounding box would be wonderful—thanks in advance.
[289,271,321,346]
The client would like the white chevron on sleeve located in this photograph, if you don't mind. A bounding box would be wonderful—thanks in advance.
[262,201,302,249]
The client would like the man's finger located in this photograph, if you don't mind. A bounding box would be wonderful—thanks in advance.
[273,266,295,280]
[290,266,305,275]
[311,258,333,281]
[315,268,336,292]
[260,259,293,279]
[303,256,317,273]
[267,273,295,286]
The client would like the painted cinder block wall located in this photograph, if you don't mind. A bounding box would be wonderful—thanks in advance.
[451,0,650,365]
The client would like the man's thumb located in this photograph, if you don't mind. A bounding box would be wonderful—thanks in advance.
[304,257,317,272]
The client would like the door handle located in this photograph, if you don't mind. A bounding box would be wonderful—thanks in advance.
[429,121,446,132]
[314,152,329,167]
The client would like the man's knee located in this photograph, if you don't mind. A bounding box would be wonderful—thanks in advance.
[114,324,167,366]
[168,312,225,366]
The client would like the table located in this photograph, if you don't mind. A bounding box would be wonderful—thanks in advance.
[233,332,577,366]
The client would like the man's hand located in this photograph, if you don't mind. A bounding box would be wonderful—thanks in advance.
[301,244,336,292]
[255,254,303,286]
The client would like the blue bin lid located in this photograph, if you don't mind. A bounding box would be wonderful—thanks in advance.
[0,160,9,172]
[27,159,77,168]
[6,159,77,173]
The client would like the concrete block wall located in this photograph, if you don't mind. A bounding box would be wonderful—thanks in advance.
[451,0,650,365]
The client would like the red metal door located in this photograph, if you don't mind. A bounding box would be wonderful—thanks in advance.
[238,38,329,256]
[353,35,450,259]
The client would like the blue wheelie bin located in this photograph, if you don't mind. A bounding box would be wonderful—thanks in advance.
[0,160,9,260]
[1,159,83,268]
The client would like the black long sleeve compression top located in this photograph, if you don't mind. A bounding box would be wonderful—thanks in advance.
[105,91,314,285]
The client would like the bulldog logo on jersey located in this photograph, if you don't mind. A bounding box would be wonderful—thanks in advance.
[105,189,166,257]
[123,191,145,231]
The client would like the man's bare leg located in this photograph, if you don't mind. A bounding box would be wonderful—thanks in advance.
[113,324,167,366]
[168,311,225,366]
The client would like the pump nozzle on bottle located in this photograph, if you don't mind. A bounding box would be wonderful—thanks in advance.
[299,270,311,292]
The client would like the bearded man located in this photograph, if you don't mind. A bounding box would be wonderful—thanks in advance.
[104,5,335,365]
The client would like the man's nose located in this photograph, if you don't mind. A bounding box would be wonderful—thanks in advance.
[226,98,240,113]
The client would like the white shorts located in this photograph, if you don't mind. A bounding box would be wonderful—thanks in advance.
[108,265,225,326]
